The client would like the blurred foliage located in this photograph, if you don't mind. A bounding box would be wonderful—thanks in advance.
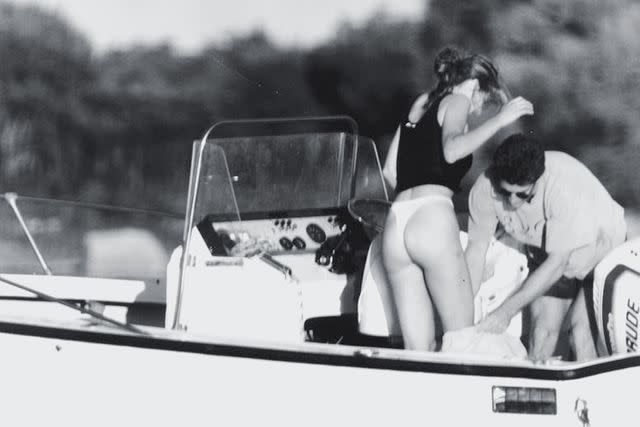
[0,0,638,212]
[305,12,424,141]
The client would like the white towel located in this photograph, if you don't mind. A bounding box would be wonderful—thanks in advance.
[441,326,528,359]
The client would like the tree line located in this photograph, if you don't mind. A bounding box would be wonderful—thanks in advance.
[0,0,638,213]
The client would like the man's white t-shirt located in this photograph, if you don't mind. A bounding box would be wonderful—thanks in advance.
[468,151,626,279]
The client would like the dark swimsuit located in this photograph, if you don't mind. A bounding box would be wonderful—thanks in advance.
[396,96,472,193]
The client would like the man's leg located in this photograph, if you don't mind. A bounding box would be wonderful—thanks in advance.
[568,288,598,361]
[528,295,572,360]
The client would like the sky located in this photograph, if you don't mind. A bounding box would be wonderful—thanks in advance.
[12,0,425,53]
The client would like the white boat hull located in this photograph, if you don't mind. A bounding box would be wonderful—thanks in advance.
[0,320,635,426]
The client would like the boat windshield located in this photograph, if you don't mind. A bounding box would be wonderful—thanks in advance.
[187,117,387,230]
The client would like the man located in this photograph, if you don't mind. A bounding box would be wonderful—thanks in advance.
[465,133,626,360]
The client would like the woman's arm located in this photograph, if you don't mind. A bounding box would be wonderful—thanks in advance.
[441,95,533,164]
[382,125,400,194]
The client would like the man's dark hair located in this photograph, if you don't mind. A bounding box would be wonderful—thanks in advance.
[487,133,545,186]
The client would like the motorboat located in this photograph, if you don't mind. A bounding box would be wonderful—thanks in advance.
[0,115,638,425]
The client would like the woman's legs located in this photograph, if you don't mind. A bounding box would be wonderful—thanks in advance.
[382,198,474,350]
[367,235,402,337]
[404,201,474,333]
[382,207,437,350]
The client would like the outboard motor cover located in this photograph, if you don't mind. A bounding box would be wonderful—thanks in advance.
[593,237,640,355]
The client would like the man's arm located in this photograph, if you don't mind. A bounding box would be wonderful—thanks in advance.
[476,250,571,332]
[465,175,499,295]
[465,237,492,296]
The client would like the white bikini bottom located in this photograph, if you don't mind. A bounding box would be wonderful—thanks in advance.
[389,194,454,232]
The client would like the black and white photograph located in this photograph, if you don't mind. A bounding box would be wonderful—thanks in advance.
[0,0,638,425]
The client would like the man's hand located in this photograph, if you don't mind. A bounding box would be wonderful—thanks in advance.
[475,308,512,334]
[478,251,571,334]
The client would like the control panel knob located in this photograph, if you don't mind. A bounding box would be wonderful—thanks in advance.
[292,237,306,250]
[306,223,326,243]
[279,237,294,250]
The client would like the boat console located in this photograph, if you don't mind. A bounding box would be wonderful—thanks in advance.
[166,209,371,343]
[197,210,346,255]
[165,117,385,343]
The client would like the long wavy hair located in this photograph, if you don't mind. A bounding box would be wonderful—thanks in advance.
[424,47,511,111]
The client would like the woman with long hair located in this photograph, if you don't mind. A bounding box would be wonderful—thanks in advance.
[381,47,533,350]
